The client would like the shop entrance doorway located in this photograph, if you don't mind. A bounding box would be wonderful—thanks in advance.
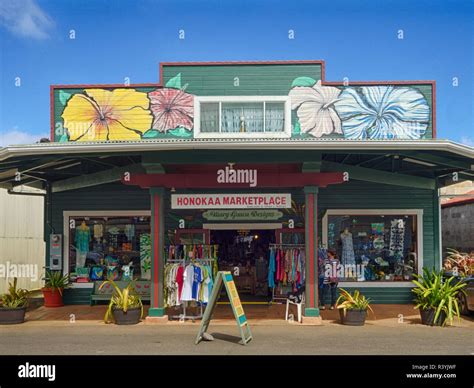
[174,225,306,306]
[210,228,275,303]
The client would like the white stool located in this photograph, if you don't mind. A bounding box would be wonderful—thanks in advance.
[285,294,305,323]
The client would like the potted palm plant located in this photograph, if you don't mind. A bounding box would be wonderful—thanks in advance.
[100,280,143,325]
[42,270,69,307]
[412,268,466,326]
[336,288,374,326]
[0,278,30,324]
[443,249,474,315]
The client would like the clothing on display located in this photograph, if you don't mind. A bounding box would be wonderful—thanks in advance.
[389,219,405,258]
[93,224,103,238]
[327,214,416,282]
[76,252,87,268]
[340,230,356,266]
[164,244,217,310]
[124,224,135,241]
[268,246,305,297]
[164,262,214,307]
[75,222,91,253]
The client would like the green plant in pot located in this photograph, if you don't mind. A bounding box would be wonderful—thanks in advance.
[42,270,69,308]
[336,288,374,326]
[100,280,143,325]
[412,268,466,327]
[0,278,30,324]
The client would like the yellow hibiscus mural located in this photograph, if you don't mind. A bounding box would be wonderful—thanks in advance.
[61,88,153,141]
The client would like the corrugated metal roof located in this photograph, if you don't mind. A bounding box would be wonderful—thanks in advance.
[1,138,473,161]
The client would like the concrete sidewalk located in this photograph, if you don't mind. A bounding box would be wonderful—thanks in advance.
[1,306,473,355]
[23,303,441,323]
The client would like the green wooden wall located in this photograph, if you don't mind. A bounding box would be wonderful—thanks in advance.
[162,64,323,96]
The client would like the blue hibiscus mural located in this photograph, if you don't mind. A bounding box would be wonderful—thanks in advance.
[334,86,430,140]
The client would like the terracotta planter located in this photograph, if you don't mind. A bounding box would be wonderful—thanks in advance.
[42,288,64,307]
[0,307,26,324]
[112,307,141,325]
[419,307,447,326]
[339,309,367,326]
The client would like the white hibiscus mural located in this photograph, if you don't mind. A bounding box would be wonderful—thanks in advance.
[334,86,430,139]
[289,80,343,137]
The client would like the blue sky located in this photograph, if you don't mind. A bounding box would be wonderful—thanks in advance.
[0,0,472,146]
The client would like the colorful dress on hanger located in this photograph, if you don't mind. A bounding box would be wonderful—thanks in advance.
[341,232,356,266]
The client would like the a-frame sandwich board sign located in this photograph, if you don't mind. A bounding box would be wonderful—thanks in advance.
[195,271,252,346]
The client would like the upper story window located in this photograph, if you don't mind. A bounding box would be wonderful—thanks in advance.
[194,96,291,138]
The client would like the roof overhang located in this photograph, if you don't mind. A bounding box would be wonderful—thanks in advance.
[0,139,472,192]
[1,139,473,160]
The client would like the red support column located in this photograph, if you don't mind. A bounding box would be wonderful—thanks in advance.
[304,186,320,317]
[148,187,166,317]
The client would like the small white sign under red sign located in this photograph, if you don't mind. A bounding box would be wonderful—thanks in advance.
[171,193,291,209]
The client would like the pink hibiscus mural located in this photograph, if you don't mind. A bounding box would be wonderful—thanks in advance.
[149,88,194,132]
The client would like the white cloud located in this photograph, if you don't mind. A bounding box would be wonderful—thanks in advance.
[0,128,49,147]
[460,136,474,147]
[0,0,54,40]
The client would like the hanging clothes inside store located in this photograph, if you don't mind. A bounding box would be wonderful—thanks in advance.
[268,245,305,301]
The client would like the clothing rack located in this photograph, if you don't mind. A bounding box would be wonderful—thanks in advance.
[166,256,215,322]
[269,244,306,303]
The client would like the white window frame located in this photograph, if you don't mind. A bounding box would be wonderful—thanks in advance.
[322,209,424,288]
[194,95,292,138]
[63,210,151,288]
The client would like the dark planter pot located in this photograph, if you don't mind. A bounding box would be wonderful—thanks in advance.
[419,307,447,326]
[42,288,64,307]
[0,307,26,324]
[339,309,367,326]
[112,307,141,325]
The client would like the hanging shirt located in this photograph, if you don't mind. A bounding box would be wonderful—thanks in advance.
[176,266,184,301]
[181,264,194,301]
[276,249,281,282]
[204,265,214,303]
[268,249,276,288]
[191,265,203,301]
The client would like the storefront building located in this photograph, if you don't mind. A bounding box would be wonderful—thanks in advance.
[1,60,473,319]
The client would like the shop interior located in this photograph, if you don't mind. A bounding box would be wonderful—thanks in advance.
[210,229,275,302]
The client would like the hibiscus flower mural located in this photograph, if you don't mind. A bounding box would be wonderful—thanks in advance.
[61,88,152,141]
[334,86,430,140]
[148,88,194,132]
[289,80,343,137]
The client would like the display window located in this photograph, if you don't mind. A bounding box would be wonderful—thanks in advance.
[322,210,422,282]
[66,214,151,282]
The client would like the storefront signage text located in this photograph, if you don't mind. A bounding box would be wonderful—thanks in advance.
[171,193,291,209]
[202,209,283,221]
[217,166,257,187]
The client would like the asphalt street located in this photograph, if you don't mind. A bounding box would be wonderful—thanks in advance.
[1,319,473,355]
